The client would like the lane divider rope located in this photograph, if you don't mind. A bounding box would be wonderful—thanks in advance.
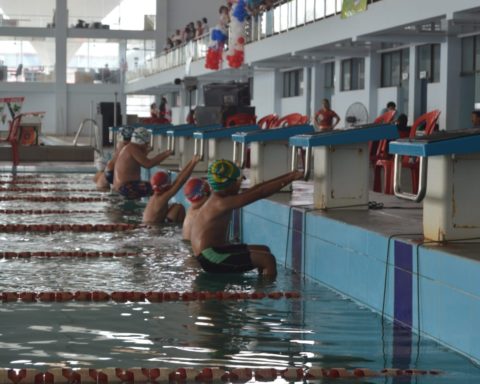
[0,367,443,383]
[0,251,138,259]
[0,291,301,303]
[0,209,102,215]
[0,187,99,193]
[0,223,137,232]
[0,196,108,202]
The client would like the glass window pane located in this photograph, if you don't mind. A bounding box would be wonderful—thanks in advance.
[381,53,392,87]
[0,0,55,27]
[67,38,120,84]
[67,0,156,31]
[432,44,440,82]
[305,0,315,22]
[342,60,351,91]
[325,0,336,16]
[297,0,306,25]
[462,37,475,74]
[391,51,401,86]
[358,58,365,89]
[0,37,55,83]
[475,37,480,72]
[418,45,430,79]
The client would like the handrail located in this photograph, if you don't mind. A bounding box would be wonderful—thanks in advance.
[126,0,382,82]
[73,118,103,157]
[393,154,427,202]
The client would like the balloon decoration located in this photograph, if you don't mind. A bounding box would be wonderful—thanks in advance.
[227,0,247,69]
[205,9,229,70]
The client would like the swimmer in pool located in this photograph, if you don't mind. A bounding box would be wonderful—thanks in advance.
[182,177,211,241]
[190,159,303,277]
[113,127,172,200]
[94,125,134,191]
[143,155,201,224]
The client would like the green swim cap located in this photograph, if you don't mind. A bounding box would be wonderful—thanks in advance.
[207,159,241,192]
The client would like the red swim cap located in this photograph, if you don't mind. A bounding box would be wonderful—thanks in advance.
[184,177,210,203]
[150,171,171,193]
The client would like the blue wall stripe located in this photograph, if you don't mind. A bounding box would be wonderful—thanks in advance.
[393,240,413,371]
[292,209,303,274]
[394,240,413,327]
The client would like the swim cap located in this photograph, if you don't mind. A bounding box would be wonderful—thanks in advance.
[150,171,171,194]
[207,159,240,192]
[184,177,211,203]
[119,125,134,141]
[131,127,151,145]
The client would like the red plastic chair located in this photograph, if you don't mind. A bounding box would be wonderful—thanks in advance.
[0,114,23,166]
[274,113,309,128]
[369,109,397,166]
[257,114,278,129]
[225,113,256,127]
[139,117,171,125]
[373,109,441,194]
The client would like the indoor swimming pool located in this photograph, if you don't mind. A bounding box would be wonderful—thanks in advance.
[0,172,479,383]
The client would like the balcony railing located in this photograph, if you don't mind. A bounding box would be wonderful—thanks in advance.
[126,0,381,83]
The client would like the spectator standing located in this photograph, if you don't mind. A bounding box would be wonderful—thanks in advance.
[314,99,340,131]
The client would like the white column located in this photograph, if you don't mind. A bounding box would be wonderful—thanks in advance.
[55,0,68,135]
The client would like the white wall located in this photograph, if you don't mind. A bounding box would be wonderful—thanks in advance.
[332,90,369,129]
[67,85,123,136]
[280,96,307,116]
[252,69,279,118]
[377,87,400,116]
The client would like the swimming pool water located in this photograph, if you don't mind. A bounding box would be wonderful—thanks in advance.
[0,172,479,383]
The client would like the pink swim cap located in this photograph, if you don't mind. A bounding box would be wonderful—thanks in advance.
[150,171,171,193]
[184,177,210,203]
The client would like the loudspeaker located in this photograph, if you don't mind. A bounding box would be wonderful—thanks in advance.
[195,106,255,126]
[203,82,251,107]
[98,102,121,146]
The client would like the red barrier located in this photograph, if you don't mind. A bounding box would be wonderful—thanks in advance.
[0,196,108,202]
[0,223,137,233]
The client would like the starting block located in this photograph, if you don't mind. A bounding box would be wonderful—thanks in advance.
[193,124,259,165]
[389,128,480,240]
[166,124,222,171]
[232,124,315,187]
[289,123,399,209]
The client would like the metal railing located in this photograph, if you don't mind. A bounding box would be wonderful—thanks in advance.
[126,0,381,82]
[73,118,103,158]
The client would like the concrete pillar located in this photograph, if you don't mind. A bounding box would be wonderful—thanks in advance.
[55,0,68,135]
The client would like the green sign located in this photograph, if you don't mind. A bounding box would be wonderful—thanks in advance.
[341,0,368,19]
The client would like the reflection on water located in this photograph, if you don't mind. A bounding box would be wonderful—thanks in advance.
[0,173,479,383]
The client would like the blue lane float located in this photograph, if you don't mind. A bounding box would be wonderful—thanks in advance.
[389,128,480,240]
[289,123,399,210]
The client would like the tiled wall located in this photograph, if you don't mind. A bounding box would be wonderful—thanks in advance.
[241,199,480,363]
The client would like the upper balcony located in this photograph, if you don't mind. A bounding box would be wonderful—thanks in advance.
[125,0,480,94]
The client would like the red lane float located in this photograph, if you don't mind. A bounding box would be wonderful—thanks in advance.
[0,209,101,215]
[0,196,108,202]
[0,187,97,192]
[0,367,442,383]
[0,223,137,232]
[1,291,301,303]
[0,251,138,259]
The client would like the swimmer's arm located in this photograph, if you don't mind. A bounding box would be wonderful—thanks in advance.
[132,149,172,168]
[165,155,201,198]
[224,170,303,209]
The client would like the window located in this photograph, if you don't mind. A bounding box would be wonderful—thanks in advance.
[341,58,364,91]
[381,49,409,87]
[324,62,335,88]
[171,91,181,107]
[417,44,440,83]
[283,69,303,98]
[461,36,480,75]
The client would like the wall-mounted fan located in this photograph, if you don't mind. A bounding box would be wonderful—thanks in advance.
[345,102,369,128]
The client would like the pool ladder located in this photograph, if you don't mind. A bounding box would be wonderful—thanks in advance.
[72,118,104,158]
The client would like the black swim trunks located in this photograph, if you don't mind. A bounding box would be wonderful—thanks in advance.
[197,243,254,273]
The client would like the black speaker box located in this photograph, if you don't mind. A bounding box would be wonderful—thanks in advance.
[203,82,251,107]
[98,102,121,146]
[195,106,255,126]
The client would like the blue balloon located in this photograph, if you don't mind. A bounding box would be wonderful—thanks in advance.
[211,28,227,42]
[233,0,248,22]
